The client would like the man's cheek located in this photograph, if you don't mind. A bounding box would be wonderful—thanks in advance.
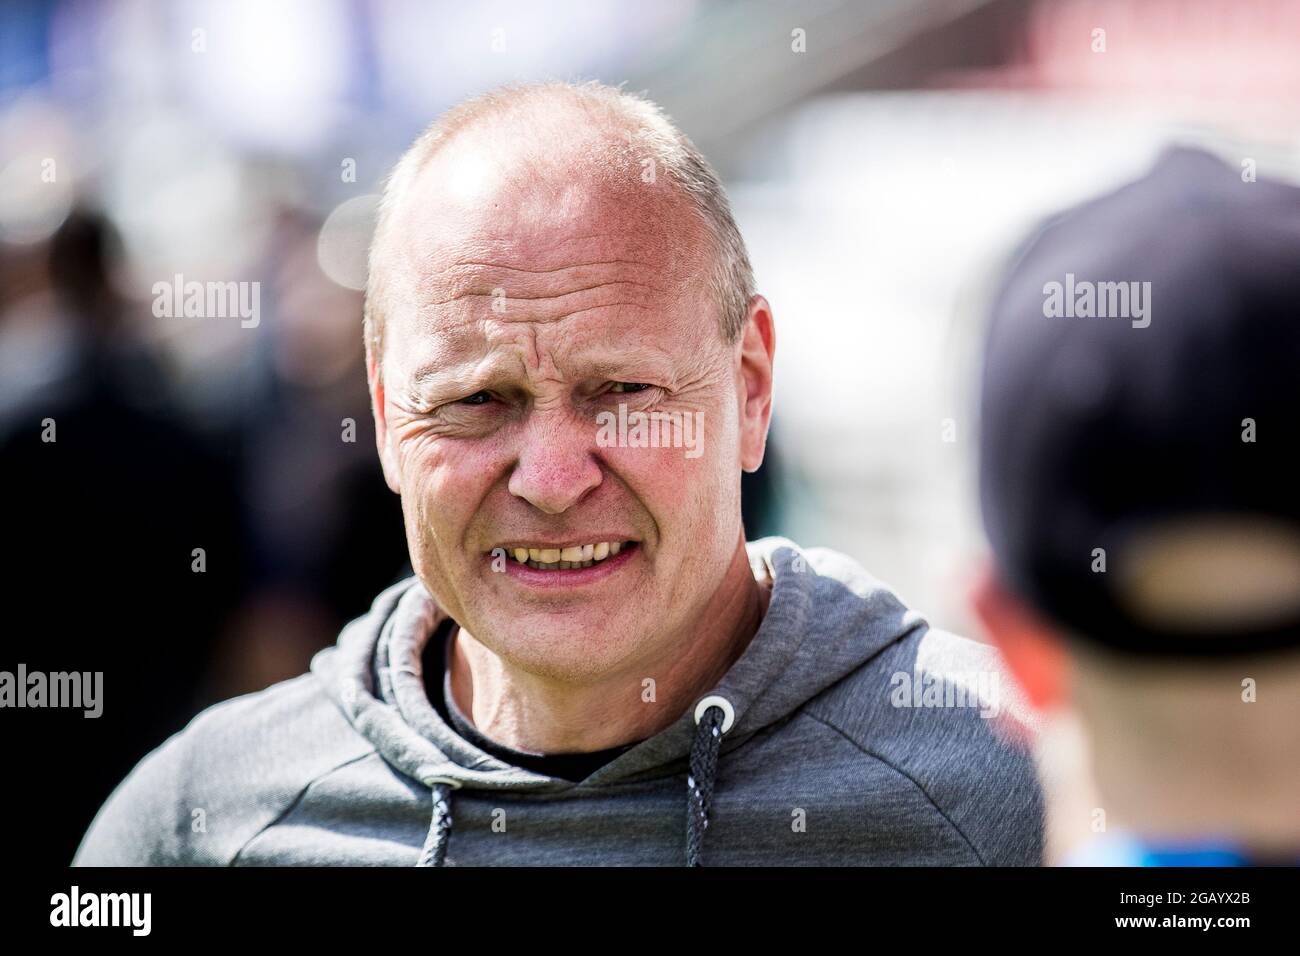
[394,457,445,563]
[408,473,454,547]
[602,448,679,522]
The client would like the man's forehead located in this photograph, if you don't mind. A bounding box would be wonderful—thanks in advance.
[412,226,677,305]
[395,317,687,389]
[390,129,704,286]
[377,120,720,384]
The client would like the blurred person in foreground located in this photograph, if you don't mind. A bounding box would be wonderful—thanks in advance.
[74,81,1042,867]
[973,147,1300,866]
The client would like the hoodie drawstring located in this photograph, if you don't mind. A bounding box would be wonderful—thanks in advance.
[687,695,734,867]
[416,776,461,867]
[415,695,736,867]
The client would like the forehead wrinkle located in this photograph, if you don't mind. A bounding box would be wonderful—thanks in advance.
[424,228,677,292]
[499,318,692,385]
[439,258,668,298]
[406,329,528,394]
[414,256,678,336]
[413,314,687,392]
[450,256,656,276]
[421,275,668,310]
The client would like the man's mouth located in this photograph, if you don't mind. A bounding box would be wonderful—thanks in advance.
[492,540,637,571]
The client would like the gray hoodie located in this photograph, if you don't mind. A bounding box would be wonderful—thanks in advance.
[73,537,1045,866]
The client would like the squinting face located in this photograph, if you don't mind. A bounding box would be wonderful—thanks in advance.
[370,143,752,684]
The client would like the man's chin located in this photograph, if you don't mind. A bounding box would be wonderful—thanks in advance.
[460,607,652,683]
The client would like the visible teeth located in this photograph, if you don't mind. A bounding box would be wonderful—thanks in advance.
[505,541,631,570]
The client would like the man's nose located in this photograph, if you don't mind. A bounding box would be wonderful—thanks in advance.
[506,410,603,515]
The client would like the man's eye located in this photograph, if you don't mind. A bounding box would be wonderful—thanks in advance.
[458,391,493,406]
[609,382,652,394]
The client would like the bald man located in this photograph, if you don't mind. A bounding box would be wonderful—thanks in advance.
[75,81,1043,867]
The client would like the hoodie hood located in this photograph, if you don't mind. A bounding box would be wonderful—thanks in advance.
[310,535,930,865]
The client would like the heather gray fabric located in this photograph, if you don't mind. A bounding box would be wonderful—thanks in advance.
[72,536,1045,866]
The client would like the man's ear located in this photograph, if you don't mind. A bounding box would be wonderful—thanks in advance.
[970,561,1071,712]
[737,294,775,473]
[366,346,402,495]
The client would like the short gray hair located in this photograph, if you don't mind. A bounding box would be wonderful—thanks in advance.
[364,80,755,367]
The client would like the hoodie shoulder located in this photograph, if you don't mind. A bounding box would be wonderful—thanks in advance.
[739,539,1045,864]
[802,623,1046,866]
[73,667,374,866]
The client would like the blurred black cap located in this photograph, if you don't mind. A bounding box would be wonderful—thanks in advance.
[978,146,1300,657]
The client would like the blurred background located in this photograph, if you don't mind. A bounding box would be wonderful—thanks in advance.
[4,0,1300,863]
